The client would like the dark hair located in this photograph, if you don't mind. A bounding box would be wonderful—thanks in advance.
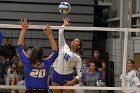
[127,59,134,64]
[93,48,100,54]
[93,48,100,52]
[89,62,95,66]
[29,46,43,65]
[92,48,101,57]
[76,39,83,55]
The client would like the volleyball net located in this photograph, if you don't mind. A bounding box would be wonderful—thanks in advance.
[0,24,140,93]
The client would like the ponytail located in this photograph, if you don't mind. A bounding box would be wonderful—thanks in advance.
[29,46,43,65]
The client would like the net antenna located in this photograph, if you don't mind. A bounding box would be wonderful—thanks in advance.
[122,0,132,92]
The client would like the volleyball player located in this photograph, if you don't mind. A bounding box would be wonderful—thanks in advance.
[17,18,58,93]
[52,18,82,93]
[125,60,140,93]
[126,60,139,87]
[137,67,140,88]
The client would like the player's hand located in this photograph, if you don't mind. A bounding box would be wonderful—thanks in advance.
[43,24,52,36]
[64,80,75,86]
[63,17,70,26]
[19,18,31,31]
[64,81,73,86]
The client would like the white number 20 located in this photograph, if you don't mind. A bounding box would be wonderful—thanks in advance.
[30,69,46,78]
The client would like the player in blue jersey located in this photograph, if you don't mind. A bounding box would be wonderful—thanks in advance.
[0,31,3,46]
[17,18,58,93]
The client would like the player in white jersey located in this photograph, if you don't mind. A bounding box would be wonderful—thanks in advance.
[125,60,140,93]
[136,67,140,89]
[51,18,82,93]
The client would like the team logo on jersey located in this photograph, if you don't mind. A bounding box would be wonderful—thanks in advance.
[63,53,70,61]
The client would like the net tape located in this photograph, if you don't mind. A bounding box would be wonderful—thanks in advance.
[0,24,140,32]
[1,85,140,91]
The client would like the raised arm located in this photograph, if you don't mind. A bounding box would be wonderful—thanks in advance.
[43,24,58,51]
[18,18,30,45]
[17,18,31,65]
[59,18,70,48]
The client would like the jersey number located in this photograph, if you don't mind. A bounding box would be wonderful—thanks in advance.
[30,69,46,78]
[63,53,70,61]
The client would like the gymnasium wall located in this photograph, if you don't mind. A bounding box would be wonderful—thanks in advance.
[0,0,94,58]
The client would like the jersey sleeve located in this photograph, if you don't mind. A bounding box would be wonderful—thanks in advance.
[17,45,29,65]
[132,70,140,87]
[133,77,140,87]
[59,25,66,49]
[75,56,82,80]
[43,50,58,68]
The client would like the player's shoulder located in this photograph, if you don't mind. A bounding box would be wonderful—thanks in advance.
[74,53,81,60]
[131,70,137,73]
[64,44,70,49]
[133,70,138,76]
[130,70,138,76]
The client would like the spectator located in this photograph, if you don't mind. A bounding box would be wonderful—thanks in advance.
[22,42,31,57]
[0,37,17,67]
[82,58,87,74]
[17,76,25,93]
[6,63,18,93]
[82,62,103,93]
[89,49,106,80]
[17,61,24,81]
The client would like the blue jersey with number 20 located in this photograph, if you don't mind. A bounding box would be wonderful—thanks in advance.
[17,45,58,89]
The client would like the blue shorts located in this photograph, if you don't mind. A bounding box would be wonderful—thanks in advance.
[51,70,73,85]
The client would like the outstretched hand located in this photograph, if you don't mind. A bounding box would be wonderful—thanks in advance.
[63,17,70,26]
[43,24,52,36]
[19,18,31,31]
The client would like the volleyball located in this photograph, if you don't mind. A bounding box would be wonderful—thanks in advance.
[58,2,71,14]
